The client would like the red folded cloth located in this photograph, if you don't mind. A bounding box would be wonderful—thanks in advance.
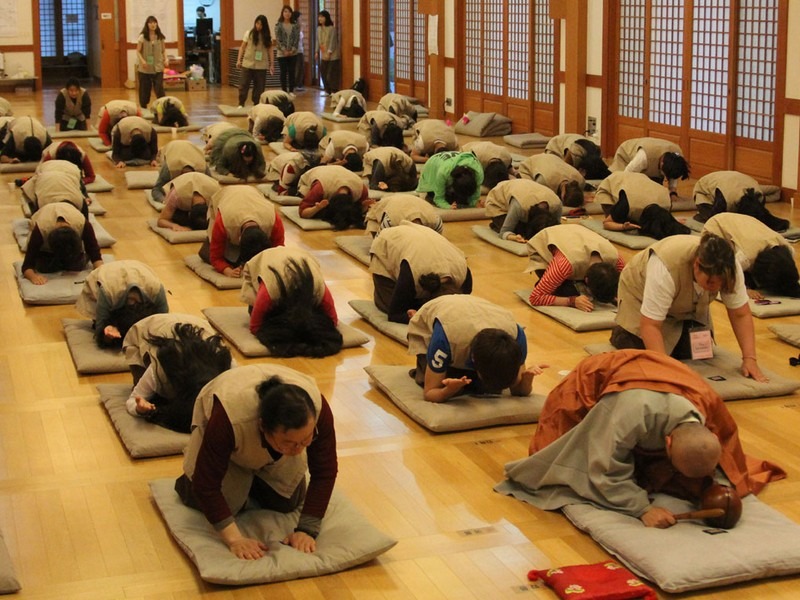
[528,561,657,600]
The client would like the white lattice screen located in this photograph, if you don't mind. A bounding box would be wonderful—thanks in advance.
[649,1,685,127]
[369,0,384,76]
[618,0,645,119]
[736,0,777,142]
[690,1,730,134]
[532,0,553,104]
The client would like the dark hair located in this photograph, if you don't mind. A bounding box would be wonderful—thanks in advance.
[188,202,208,230]
[54,142,83,171]
[238,226,271,265]
[695,232,737,293]
[638,204,691,240]
[273,97,295,117]
[444,165,478,207]
[47,227,83,266]
[482,160,509,190]
[250,15,272,48]
[432,144,450,156]
[139,15,165,40]
[292,10,301,20]
[580,153,612,180]
[97,292,159,348]
[257,376,316,433]
[145,324,232,433]
[380,157,418,192]
[521,203,560,239]
[734,189,789,232]
[301,127,320,150]
[381,121,405,149]
[130,133,150,159]
[218,136,266,179]
[341,99,366,118]
[258,116,284,142]
[661,152,690,181]
[22,136,44,162]
[65,77,81,90]
[319,10,334,27]
[159,102,188,128]
[585,262,619,304]
[318,192,365,230]
[279,5,295,23]
[561,180,584,208]
[470,328,523,392]
[751,245,800,297]
[418,272,461,301]
[255,259,343,357]
[343,151,364,172]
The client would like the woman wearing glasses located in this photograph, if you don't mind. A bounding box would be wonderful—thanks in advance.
[175,364,337,559]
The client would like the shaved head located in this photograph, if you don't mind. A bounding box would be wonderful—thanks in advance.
[668,422,721,478]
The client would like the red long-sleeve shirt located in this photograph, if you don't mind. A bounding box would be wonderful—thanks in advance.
[209,213,285,274]
[41,142,96,184]
[249,281,338,334]
[298,180,370,215]
[529,249,626,306]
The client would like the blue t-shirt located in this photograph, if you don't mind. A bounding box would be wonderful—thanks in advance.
[426,320,527,373]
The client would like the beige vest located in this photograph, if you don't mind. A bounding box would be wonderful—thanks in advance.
[330,89,364,108]
[526,224,619,278]
[611,137,682,177]
[259,90,292,105]
[320,130,369,157]
[282,111,323,140]
[461,141,512,169]
[365,193,443,235]
[407,295,519,369]
[138,35,165,73]
[378,93,414,117]
[122,312,215,371]
[240,246,326,306]
[703,213,790,270]
[298,165,364,200]
[183,364,323,503]
[358,110,404,136]
[59,88,86,121]
[616,236,711,354]
[31,202,85,252]
[413,120,457,154]
[596,171,671,221]
[23,168,85,211]
[241,30,270,69]
[43,141,86,163]
[202,122,237,145]
[115,116,153,145]
[75,260,163,319]
[266,151,308,182]
[170,172,220,210]
[101,100,137,124]
[544,133,588,159]
[518,153,585,192]
[484,179,561,219]
[10,117,47,148]
[0,97,11,116]
[161,140,206,177]
[693,171,761,209]
[250,103,285,128]
[362,146,415,178]
[150,96,185,122]
[34,158,82,177]
[370,221,467,296]
[210,186,277,250]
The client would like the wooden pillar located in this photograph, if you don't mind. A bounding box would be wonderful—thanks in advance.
[419,0,445,119]
[550,0,587,135]
[340,1,354,88]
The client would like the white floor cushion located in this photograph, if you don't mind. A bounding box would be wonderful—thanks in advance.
[769,323,800,348]
[85,174,115,193]
[13,215,115,250]
[334,235,371,266]
[150,478,396,585]
[438,206,487,222]
[152,123,203,133]
[147,219,207,244]
[98,384,189,458]
[183,254,244,290]
[561,493,800,594]
[46,125,99,138]
[321,111,361,123]
[365,364,545,432]
[0,161,38,173]
[86,194,106,215]
[88,137,111,152]
[125,170,159,189]
[502,133,551,149]
[0,527,20,594]
[472,225,529,256]
[515,290,618,331]
[584,344,800,400]
[62,318,129,374]
[348,300,409,346]
[579,218,657,250]
[14,255,112,305]
[145,189,165,212]
[202,306,370,357]
[217,104,249,117]
[280,206,334,230]
[209,166,264,184]
[268,141,289,155]
[256,183,302,206]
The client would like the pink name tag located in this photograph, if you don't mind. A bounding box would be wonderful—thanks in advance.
[689,327,714,360]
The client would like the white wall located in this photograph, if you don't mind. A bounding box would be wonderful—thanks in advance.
[234,0,284,41]
[184,1,220,30]
[125,1,179,80]
[0,0,34,77]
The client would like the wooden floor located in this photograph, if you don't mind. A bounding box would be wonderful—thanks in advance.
[1,83,800,599]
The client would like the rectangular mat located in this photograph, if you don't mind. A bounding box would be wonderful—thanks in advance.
[472,225,529,256]
[348,300,408,345]
[515,289,617,332]
[183,254,244,290]
[147,219,207,244]
[62,318,129,374]
[334,235,371,266]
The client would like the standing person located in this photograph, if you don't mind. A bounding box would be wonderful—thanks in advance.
[136,16,168,109]
[293,11,305,91]
[274,6,300,94]
[317,11,340,95]
[236,15,274,109]
[54,77,92,132]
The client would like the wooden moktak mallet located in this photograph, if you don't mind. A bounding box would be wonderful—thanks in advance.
[673,484,743,529]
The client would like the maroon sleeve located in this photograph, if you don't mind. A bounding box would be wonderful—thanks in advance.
[302,396,338,520]
[190,399,238,526]
[249,282,273,334]
[82,222,102,263]
[270,213,285,246]
[209,215,230,274]
[81,155,96,184]
[21,226,45,273]
[319,285,338,325]
[98,110,111,145]
[358,184,369,203]
[298,181,324,213]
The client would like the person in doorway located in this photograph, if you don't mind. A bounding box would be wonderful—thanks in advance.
[136,16,168,108]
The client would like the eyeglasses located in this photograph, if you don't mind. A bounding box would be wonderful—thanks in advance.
[790,355,800,367]
[272,426,318,452]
